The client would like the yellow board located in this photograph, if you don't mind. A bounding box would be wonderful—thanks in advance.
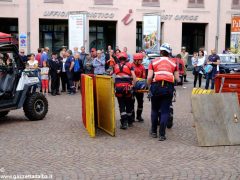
[95,75,116,136]
[192,88,215,95]
[85,75,95,138]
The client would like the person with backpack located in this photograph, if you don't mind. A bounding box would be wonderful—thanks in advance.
[147,43,179,141]
[73,53,83,92]
[131,53,146,122]
[175,54,185,85]
[113,52,136,129]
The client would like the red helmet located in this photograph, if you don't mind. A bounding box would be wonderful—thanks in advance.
[133,53,143,61]
[117,52,128,60]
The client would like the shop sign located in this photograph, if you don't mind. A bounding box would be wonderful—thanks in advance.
[43,11,114,19]
[87,12,114,19]
[122,9,133,25]
[44,11,69,17]
[231,15,240,54]
[161,14,199,21]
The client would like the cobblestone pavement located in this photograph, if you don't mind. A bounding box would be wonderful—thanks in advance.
[0,74,240,180]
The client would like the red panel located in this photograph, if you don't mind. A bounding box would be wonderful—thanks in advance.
[81,74,86,128]
[215,74,240,104]
[86,74,98,125]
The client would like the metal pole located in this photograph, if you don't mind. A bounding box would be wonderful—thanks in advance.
[215,0,221,52]
[27,0,30,54]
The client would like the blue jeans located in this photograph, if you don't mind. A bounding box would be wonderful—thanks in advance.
[205,67,217,90]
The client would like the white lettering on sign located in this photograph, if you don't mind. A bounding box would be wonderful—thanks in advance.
[233,20,240,28]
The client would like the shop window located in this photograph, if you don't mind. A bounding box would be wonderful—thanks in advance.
[44,0,63,3]
[94,0,113,5]
[142,0,160,7]
[188,0,204,8]
[232,0,240,9]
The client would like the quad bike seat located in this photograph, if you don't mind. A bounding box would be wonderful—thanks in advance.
[0,72,15,97]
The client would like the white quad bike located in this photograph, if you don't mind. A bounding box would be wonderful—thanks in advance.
[0,43,48,120]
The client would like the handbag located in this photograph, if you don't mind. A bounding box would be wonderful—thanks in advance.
[204,64,213,74]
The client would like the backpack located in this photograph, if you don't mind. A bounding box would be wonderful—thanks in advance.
[74,59,80,72]
[114,62,133,97]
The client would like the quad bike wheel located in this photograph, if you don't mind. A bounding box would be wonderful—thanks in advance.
[23,92,48,120]
[0,111,9,118]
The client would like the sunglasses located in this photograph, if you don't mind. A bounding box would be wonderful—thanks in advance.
[20,52,24,53]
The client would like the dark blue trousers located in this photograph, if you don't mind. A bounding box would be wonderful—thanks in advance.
[151,94,173,136]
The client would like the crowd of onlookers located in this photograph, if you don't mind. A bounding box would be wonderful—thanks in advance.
[17,44,222,97]
[18,45,152,96]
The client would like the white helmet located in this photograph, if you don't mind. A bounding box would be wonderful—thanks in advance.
[160,43,172,53]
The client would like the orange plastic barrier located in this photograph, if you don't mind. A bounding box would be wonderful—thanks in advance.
[215,74,240,104]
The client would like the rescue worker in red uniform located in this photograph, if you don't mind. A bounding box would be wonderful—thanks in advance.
[172,54,185,85]
[147,43,179,141]
[131,53,146,122]
[114,52,137,129]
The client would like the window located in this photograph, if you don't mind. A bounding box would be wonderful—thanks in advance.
[232,0,240,9]
[188,0,204,8]
[39,19,68,52]
[94,0,113,5]
[44,0,63,3]
[142,0,160,7]
[89,21,116,51]
[136,22,142,52]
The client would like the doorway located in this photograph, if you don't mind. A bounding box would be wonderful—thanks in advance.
[182,23,207,54]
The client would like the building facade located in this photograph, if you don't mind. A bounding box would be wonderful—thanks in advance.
[0,0,239,54]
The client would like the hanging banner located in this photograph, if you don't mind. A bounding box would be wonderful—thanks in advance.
[231,15,240,54]
[143,15,161,53]
[69,12,87,51]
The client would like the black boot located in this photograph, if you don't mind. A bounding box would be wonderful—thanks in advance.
[136,110,144,122]
[120,116,128,130]
[159,124,166,141]
[167,106,174,129]
[184,75,189,82]
[131,111,135,122]
[127,115,133,127]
